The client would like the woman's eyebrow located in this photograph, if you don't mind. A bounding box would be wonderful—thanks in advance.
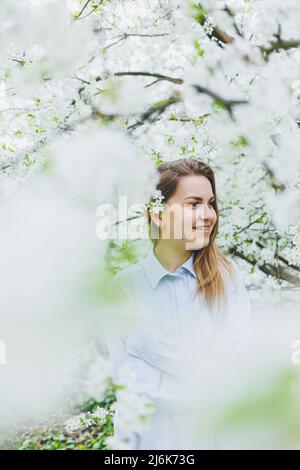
[184,196,215,201]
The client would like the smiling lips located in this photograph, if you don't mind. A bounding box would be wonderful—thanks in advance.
[192,225,211,233]
[193,225,211,229]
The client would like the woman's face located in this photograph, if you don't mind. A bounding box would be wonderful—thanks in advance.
[158,175,218,250]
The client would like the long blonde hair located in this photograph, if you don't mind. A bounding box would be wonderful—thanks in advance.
[146,158,237,313]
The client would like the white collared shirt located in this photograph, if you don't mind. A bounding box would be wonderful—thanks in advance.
[106,245,253,401]
[106,245,254,449]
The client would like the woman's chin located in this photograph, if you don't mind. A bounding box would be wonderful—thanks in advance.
[184,236,209,250]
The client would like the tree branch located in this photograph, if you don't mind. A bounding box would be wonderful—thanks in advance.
[192,84,248,119]
[256,240,300,273]
[113,71,183,85]
[262,160,286,192]
[193,4,234,47]
[102,32,169,51]
[195,4,300,60]
[210,25,235,45]
[222,5,243,38]
[229,247,300,286]
[261,39,300,58]
[75,0,91,19]
[127,93,181,132]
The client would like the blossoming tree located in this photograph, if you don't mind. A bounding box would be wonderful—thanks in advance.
[1,0,300,450]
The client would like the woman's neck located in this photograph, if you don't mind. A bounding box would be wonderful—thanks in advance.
[154,241,192,273]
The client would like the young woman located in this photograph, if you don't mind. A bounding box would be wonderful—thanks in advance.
[106,158,253,450]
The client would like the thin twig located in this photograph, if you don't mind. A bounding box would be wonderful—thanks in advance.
[114,71,183,85]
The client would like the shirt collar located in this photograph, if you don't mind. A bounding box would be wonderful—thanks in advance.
[142,246,196,290]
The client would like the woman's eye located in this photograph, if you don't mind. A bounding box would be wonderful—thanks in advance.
[188,202,214,208]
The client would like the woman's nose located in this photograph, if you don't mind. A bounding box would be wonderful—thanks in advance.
[196,204,214,220]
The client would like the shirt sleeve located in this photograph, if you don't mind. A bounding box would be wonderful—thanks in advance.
[125,317,187,377]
